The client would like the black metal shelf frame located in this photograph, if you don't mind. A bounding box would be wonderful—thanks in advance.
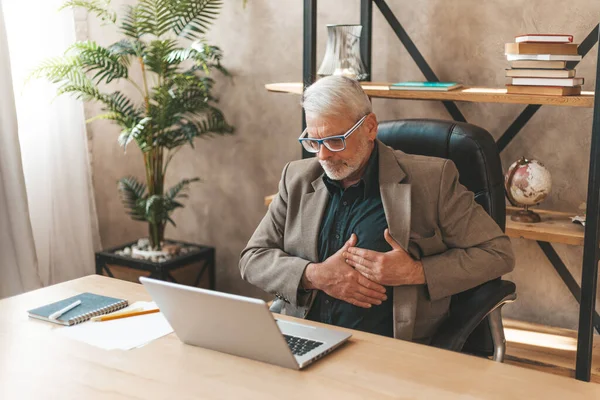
[301,0,600,382]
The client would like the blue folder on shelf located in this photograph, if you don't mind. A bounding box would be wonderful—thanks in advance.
[389,82,463,91]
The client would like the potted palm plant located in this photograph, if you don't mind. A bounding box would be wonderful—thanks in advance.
[32,0,233,281]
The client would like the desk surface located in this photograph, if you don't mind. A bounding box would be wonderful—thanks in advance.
[1,276,598,399]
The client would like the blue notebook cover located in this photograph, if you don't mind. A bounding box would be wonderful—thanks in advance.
[27,292,128,326]
[390,81,462,91]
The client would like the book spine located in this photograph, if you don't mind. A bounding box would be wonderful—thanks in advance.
[505,43,578,55]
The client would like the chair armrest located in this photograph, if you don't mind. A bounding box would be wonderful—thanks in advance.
[430,279,516,352]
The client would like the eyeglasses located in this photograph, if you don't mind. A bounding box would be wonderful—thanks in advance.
[298,114,368,153]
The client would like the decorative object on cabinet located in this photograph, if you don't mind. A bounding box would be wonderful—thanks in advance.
[318,24,368,81]
[505,157,553,223]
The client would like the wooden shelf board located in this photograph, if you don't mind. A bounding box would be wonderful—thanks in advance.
[265,194,583,246]
[503,318,600,383]
[505,206,583,246]
[265,82,594,108]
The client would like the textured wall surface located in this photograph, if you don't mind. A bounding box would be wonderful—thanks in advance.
[86,0,600,329]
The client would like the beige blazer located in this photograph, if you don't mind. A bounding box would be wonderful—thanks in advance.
[240,140,515,341]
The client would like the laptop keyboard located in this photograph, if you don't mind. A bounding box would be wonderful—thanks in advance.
[283,334,324,356]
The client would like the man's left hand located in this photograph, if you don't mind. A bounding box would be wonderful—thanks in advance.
[343,229,426,286]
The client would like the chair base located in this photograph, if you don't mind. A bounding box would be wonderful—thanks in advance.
[489,291,517,363]
[489,307,506,362]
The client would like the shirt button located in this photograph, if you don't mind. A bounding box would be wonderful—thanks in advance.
[335,234,340,239]
[325,300,330,305]
[343,201,347,206]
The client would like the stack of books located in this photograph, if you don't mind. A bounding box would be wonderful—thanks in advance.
[504,34,583,96]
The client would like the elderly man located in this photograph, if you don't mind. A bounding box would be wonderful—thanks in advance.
[240,76,515,342]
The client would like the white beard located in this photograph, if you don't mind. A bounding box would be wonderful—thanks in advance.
[319,139,372,181]
[320,161,353,180]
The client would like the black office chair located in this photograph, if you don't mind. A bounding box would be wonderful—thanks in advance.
[377,119,517,362]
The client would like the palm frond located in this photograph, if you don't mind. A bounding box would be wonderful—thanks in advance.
[163,122,201,148]
[119,0,222,40]
[118,176,147,222]
[174,85,216,118]
[27,56,82,84]
[118,176,197,227]
[54,69,103,100]
[91,91,143,131]
[104,91,140,120]
[148,72,213,130]
[166,177,200,200]
[55,83,142,131]
[67,41,129,84]
[108,39,146,64]
[143,178,199,226]
[171,0,222,41]
[117,128,133,149]
[159,107,233,149]
[32,54,143,132]
[148,72,223,145]
[135,0,173,37]
[60,0,117,24]
[85,111,122,124]
[144,194,171,224]
[167,41,229,76]
[145,39,180,76]
[144,195,160,224]
[120,5,144,39]
[193,107,234,137]
[118,116,152,151]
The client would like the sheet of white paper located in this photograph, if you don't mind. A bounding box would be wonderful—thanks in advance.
[56,301,174,350]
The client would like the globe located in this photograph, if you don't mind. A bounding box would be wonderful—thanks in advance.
[505,157,552,223]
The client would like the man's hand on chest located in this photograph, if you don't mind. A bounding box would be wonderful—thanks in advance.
[343,229,426,286]
[302,234,388,308]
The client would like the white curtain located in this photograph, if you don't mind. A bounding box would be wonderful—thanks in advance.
[0,0,41,298]
[1,0,100,290]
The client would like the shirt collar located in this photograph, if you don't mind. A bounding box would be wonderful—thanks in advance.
[322,143,379,197]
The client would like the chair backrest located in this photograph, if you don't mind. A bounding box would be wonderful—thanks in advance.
[377,118,505,354]
[377,119,505,231]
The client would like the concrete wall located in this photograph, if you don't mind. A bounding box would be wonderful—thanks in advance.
[86,0,600,329]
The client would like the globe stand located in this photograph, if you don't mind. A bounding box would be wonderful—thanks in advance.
[510,205,542,223]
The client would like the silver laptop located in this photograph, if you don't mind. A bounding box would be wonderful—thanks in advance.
[139,277,351,370]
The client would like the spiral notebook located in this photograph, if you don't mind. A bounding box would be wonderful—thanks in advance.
[28,292,128,326]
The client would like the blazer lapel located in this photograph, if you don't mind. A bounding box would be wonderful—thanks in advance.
[377,140,410,250]
[376,140,418,341]
[299,175,329,262]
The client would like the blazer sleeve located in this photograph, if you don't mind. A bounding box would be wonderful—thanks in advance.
[420,160,516,301]
[239,163,312,307]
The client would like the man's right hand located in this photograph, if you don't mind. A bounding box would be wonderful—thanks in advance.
[302,234,388,308]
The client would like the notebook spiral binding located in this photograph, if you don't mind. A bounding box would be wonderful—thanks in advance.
[68,300,129,325]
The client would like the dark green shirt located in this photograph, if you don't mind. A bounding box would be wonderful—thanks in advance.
[306,145,394,337]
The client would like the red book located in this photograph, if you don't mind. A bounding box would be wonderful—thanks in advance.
[515,34,574,44]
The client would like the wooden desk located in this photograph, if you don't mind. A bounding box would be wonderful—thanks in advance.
[1,276,598,399]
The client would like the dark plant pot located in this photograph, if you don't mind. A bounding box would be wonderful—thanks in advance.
[95,239,215,289]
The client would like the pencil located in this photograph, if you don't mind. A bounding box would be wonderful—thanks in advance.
[90,306,144,321]
[96,308,160,322]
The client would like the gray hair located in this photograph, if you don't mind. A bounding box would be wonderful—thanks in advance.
[301,76,372,121]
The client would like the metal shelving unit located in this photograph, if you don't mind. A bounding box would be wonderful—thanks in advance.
[291,0,600,382]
